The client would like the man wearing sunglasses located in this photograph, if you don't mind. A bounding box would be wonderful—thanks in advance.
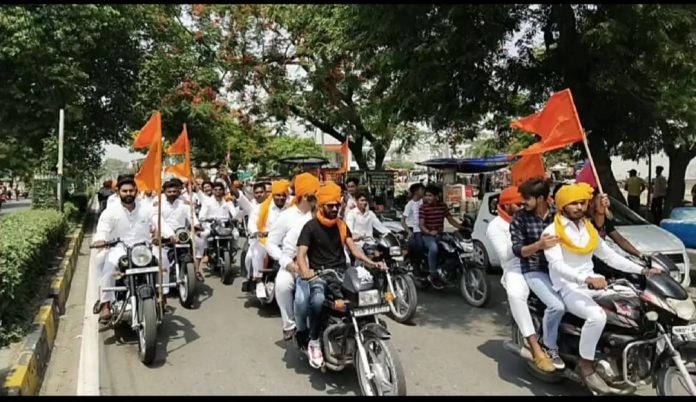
[295,182,383,369]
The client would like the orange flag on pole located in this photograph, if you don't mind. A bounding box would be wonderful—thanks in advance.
[511,154,546,186]
[511,89,585,156]
[133,112,162,149]
[165,124,192,180]
[134,112,163,193]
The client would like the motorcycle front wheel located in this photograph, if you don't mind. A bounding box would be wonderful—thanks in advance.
[656,365,696,396]
[221,250,234,285]
[137,296,158,365]
[388,274,418,323]
[355,335,407,396]
[459,265,490,308]
[178,260,197,308]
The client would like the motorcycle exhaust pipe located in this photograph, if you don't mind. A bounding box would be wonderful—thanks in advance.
[503,340,534,362]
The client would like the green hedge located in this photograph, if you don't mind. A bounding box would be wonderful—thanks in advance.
[0,209,67,346]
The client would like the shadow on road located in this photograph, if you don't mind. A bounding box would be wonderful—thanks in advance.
[410,274,510,337]
[191,282,214,309]
[100,309,200,369]
[477,339,589,396]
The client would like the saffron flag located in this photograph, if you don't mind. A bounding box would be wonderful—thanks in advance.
[165,124,192,180]
[134,112,163,193]
[511,154,546,186]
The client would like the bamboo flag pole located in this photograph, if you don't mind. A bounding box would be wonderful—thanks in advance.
[187,180,197,260]
[157,146,164,318]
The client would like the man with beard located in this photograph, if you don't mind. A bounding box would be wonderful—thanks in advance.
[543,183,660,393]
[265,173,321,340]
[92,175,176,321]
[246,179,290,299]
[295,182,383,369]
[195,182,242,272]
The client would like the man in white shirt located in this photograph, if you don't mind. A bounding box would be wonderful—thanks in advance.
[543,183,661,393]
[401,183,424,275]
[247,180,290,299]
[92,175,175,321]
[346,192,390,247]
[265,173,320,340]
[158,180,201,280]
[341,177,360,217]
[240,182,270,276]
[650,165,668,224]
[486,186,554,372]
[195,182,241,272]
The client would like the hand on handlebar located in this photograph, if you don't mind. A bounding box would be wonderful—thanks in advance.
[585,276,608,290]
[644,267,664,277]
[90,240,107,249]
[301,269,316,280]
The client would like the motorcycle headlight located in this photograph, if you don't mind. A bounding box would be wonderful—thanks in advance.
[131,245,153,267]
[666,298,696,321]
[459,240,474,253]
[358,289,381,306]
[176,229,190,243]
[389,246,401,256]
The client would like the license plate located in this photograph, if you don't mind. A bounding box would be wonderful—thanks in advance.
[125,266,161,276]
[392,256,404,262]
[672,323,696,337]
[352,304,390,317]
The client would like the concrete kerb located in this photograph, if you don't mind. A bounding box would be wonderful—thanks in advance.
[2,201,92,396]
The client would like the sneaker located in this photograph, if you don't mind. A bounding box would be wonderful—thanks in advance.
[546,348,565,370]
[307,339,324,369]
[427,274,444,290]
[256,282,267,299]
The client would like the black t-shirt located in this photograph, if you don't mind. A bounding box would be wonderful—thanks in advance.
[591,215,616,239]
[297,218,352,271]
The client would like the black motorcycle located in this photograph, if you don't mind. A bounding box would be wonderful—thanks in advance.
[91,239,164,365]
[293,267,407,396]
[413,229,491,308]
[504,254,696,396]
[362,232,418,323]
[167,227,197,308]
[202,218,238,285]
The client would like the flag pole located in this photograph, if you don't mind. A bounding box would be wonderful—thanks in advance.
[567,90,605,195]
[157,143,164,318]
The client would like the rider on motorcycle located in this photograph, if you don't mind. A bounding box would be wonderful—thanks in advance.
[511,178,566,371]
[401,183,425,276]
[92,175,176,321]
[345,191,391,249]
[265,173,321,340]
[247,180,290,299]
[157,180,201,281]
[195,182,242,275]
[295,181,383,369]
[487,186,555,372]
[543,183,662,393]
[418,184,469,289]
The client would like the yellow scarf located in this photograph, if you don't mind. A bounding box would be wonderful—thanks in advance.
[256,195,272,245]
[554,214,599,254]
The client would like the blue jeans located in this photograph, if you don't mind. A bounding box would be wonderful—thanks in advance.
[409,232,424,273]
[422,234,439,274]
[294,277,326,341]
[523,271,565,350]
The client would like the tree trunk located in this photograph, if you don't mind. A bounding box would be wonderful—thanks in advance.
[373,145,386,171]
[664,148,694,217]
[350,136,368,170]
[587,136,625,204]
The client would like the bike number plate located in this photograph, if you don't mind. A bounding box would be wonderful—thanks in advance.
[672,323,696,338]
[125,266,160,276]
[352,304,390,317]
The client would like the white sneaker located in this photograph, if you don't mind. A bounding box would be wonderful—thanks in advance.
[255,282,267,299]
[308,339,324,369]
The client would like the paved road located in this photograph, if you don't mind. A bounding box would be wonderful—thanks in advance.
[0,199,30,216]
[42,225,659,396]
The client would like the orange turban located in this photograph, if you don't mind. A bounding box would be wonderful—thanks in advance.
[292,173,321,205]
[271,179,290,195]
[499,186,523,206]
[316,182,343,207]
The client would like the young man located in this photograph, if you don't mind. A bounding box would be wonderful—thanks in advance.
[588,189,643,258]
[418,184,469,289]
[92,175,175,321]
[651,166,667,223]
[242,182,271,279]
[345,191,391,247]
[195,182,241,273]
[295,182,382,369]
[247,180,290,299]
[510,178,566,370]
[158,180,201,282]
[543,183,661,393]
[265,173,321,340]
[624,169,645,214]
[343,177,360,215]
[97,180,116,214]
[487,186,554,372]
[401,183,425,275]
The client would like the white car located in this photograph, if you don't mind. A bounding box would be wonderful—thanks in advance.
[471,192,691,288]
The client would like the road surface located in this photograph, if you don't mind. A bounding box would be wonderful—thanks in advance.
[0,199,31,216]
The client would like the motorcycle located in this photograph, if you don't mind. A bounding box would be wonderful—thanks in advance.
[91,239,165,365]
[241,233,280,306]
[413,229,491,308]
[293,267,407,396]
[361,233,418,323]
[202,218,238,285]
[167,227,197,308]
[503,254,696,396]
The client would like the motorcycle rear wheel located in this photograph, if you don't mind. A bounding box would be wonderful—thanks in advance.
[459,265,490,307]
[388,274,418,323]
[221,250,235,285]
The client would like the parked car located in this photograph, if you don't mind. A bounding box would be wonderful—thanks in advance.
[660,207,696,280]
[472,192,691,288]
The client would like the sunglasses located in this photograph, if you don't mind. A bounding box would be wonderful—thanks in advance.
[325,203,341,210]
